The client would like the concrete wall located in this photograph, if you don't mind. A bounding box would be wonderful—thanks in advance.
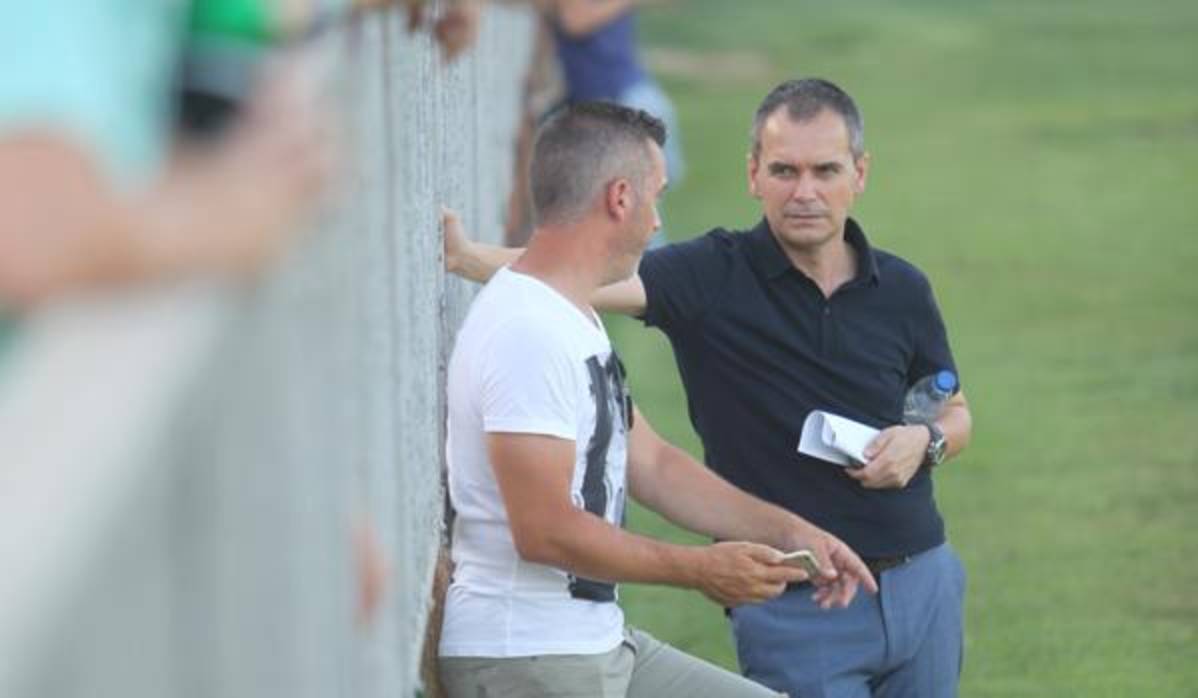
[0,4,533,697]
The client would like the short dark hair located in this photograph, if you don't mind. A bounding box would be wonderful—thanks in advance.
[530,101,667,226]
[751,78,865,160]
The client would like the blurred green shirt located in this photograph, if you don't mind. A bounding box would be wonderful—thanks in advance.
[0,2,188,369]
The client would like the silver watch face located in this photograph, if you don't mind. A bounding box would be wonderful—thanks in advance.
[927,426,947,465]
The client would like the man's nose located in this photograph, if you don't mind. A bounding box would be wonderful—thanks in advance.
[790,173,817,201]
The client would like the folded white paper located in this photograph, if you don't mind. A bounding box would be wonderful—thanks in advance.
[798,411,881,467]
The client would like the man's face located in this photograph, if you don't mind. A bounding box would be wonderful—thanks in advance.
[610,142,666,281]
[748,108,869,255]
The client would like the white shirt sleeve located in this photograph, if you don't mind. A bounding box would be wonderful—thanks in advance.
[478,315,579,441]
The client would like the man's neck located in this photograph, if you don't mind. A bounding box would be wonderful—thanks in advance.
[509,223,607,319]
[783,236,857,299]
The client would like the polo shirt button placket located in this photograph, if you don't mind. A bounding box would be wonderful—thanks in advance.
[820,303,833,354]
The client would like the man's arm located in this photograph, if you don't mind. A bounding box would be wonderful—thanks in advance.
[627,406,878,606]
[488,431,807,607]
[935,390,972,460]
[442,207,522,282]
[442,208,647,314]
[852,390,973,490]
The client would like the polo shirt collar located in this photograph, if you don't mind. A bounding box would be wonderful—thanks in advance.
[748,216,881,286]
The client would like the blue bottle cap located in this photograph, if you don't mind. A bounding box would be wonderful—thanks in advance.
[934,370,958,393]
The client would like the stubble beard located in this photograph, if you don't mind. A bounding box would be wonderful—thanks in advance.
[771,212,842,257]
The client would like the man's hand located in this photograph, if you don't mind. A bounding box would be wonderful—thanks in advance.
[401,0,483,62]
[778,525,878,609]
[402,0,428,32]
[693,542,807,607]
[434,1,482,61]
[848,425,930,490]
[440,206,525,283]
[441,207,470,274]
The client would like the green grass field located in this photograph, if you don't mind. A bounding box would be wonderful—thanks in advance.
[611,1,1198,695]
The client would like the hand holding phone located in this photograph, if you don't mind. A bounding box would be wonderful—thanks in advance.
[779,549,822,578]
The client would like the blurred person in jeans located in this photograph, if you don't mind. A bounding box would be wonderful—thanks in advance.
[548,0,683,247]
[503,13,566,246]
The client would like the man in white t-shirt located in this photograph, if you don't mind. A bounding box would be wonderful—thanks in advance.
[439,102,877,698]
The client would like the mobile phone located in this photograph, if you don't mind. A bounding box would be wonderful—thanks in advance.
[779,549,822,577]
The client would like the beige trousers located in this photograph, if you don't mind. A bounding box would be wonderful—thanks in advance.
[440,627,783,698]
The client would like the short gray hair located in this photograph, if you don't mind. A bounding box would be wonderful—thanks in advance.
[531,101,667,226]
[750,78,865,160]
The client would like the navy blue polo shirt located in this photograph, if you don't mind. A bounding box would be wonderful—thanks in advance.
[638,218,959,558]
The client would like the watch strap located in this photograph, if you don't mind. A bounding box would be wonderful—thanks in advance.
[923,422,947,467]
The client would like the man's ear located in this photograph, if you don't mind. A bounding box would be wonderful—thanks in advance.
[605,178,633,221]
[853,152,871,195]
[747,152,761,199]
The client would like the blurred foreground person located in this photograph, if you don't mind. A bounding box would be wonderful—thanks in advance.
[0,1,356,310]
[0,0,384,631]
[437,101,875,698]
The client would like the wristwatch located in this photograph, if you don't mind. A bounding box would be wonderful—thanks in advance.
[923,423,947,467]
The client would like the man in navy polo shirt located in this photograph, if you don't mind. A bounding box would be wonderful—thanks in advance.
[444,78,973,698]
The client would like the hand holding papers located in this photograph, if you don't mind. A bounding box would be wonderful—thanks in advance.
[798,411,881,468]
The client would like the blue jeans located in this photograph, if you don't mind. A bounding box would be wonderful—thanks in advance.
[730,542,966,698]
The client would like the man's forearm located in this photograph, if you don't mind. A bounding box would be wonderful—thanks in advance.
[443,212,649,313]
[936,393,972,462]
[631,435,880,600]
[491,431,799,607]
[520,504,705,588]
[447,239,523,283]
[631,436,800,551]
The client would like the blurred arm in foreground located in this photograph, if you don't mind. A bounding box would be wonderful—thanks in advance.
[0,64,329,309]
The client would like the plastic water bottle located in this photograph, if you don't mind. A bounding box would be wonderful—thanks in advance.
[903,370,958,425]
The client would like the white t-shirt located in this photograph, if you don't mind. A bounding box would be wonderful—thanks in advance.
[440,268,631,658]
